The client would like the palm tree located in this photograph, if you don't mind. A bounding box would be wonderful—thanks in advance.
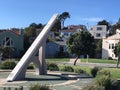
[59,12,70,29]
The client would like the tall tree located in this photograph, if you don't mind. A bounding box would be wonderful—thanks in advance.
[24,23,43,37]
[51,19,61,36]
[97,20,111,30]
[0,46,14,59]
[59,12,70,29]
[114,42,120,67]
[95,39,102,58]
[66,30,95,65]
[24,23,43,50]
[111,23,120,35]
[51,12,70,36]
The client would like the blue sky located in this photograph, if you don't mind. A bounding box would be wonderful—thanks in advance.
[0,0,120,29]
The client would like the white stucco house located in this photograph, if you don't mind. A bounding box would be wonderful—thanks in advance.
[60,25,87,41]
[89,25,107,39]
[102,31,120,59]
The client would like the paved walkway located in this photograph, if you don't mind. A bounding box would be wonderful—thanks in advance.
[0,71,93,90]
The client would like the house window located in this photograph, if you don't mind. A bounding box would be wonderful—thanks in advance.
[60,46,64,52]
[109,44,111,49]
[91,28,93,30]
[2,36,14,47]
[64,33,68,36]
[97,27,102,30]
[109,43,115,49]
[112,44,114,49]
[96,33,101,37]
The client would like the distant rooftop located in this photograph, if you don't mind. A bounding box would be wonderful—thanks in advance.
[0,28,22,35]
[61,25,87,33]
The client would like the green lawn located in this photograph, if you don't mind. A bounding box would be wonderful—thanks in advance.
[103,68,120,79]
[46,58,117,64]
[81,58,117,64]
[74,66,120,79]
[1,58,119,79]
[3,58,117,64]
[58,65,120,79]
[46,58,69,62]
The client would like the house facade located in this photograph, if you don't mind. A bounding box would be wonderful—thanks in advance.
[60,25,87,41]
[102,33,120,59]
[36,25,87,58]
[45,42,58,58]
[89,25,107,39]
[45,41,67,58]
[0,29,24,57]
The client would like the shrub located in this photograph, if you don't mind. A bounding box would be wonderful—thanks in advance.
[91,66,102,77]
[82,85,104,90]
[83,68,120,90]
[95,69,111,89]
[96,75,111,87]
[109,79,120,90]
[95,69,119,90]
[3,87,12,90]
[27,64,34,69]
[0,60,16,69]
[14,87,18,90]
[18,86,23,90]
[29,84,52,90]
[47,63,59,71]
[60,66,74,72]
[74,68,86,74]
[97,69,111,77]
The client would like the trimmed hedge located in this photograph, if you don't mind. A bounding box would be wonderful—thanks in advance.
[91,66,102,77]
[27,64,34,69]
[47,63,59,71]
[74,68,86,74]
[29,84,52,90]
[0,60,16,69]
[83,69,120,90]
[60,66,74,72]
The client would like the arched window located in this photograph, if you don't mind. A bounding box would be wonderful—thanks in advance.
[2,36,14,47]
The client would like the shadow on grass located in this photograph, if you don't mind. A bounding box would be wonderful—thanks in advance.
[24,74,69,81]
[24,73,93,81]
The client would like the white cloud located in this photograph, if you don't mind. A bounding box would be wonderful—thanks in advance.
[80,17,104,22]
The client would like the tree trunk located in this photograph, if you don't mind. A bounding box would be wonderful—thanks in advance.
[74,56,79,65]
[117,55,120,68]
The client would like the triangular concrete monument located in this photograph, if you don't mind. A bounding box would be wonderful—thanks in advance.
[7,14,58,81]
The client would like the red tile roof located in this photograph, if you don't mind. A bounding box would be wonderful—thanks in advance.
[61,29,76,33]
[0,29,21,35]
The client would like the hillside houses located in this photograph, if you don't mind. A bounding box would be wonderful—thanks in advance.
[102,30,120,59]
[89,25,107,39]
[60,25,87,41]
[0,24,120,60]
[0,29,24,57]
[89,25,120,59]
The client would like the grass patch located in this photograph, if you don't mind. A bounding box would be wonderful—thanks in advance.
[2,58,117,64]
[81,58,117,64]
[73,66,92,75]
[46,58,69,62]
[58,65,92,76]
[58,65,120,79]
[46,58,117,64]
[103,68,120,79]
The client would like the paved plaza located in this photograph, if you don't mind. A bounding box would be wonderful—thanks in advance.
[0,71,93,90]
[0,62,118,90]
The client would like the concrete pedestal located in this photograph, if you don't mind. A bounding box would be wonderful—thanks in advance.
[39,41,47,75]
[35,41,47,75]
